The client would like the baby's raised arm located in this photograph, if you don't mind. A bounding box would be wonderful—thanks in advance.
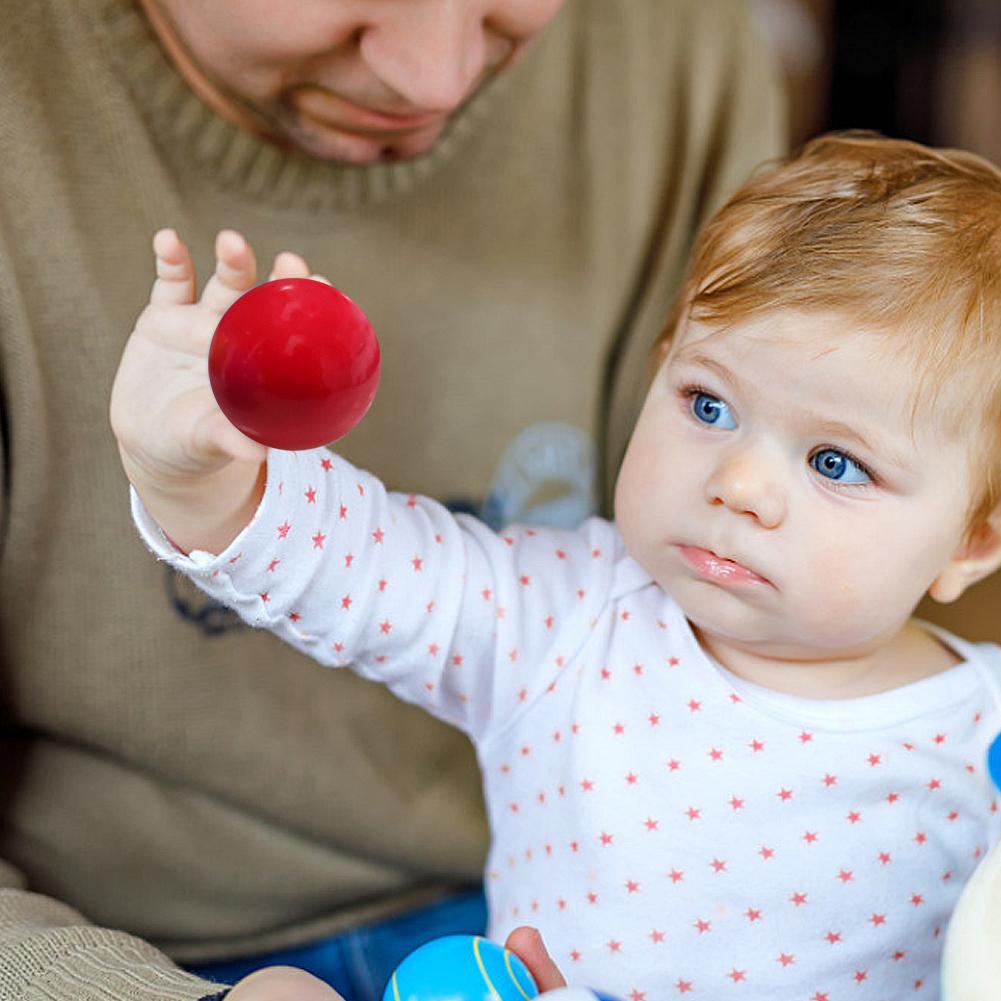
[109,229,312,554]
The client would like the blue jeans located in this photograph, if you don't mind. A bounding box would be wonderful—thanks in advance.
[187,887,487,1001]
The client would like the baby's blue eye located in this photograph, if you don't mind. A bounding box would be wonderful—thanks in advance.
[691,392,736,429]
[811,448,871,484]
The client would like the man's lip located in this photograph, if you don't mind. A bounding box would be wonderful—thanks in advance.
[293,90,447,134]
[675,545,773,587]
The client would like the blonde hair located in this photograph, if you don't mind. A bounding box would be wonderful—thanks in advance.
[659,131,1001,529]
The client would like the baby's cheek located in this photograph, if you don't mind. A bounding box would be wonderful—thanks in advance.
[795,541,885,637]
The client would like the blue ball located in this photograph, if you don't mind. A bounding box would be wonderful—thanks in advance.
[384,935,539,1001]
[989,730,1001,793]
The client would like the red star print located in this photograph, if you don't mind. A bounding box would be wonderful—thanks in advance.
[790,892,808,906]
[312,531,326,549]
[927,778,942,790]
[570,950,581,962]
[427,643,439,656]
[379,620,391,634]
[878,852,892,865]
[802,831,818,844]
[304,486,316,503]
[867,753,882,766]
[708,747,723,761]
[607,940,621,954]
[643,817,659,832]
[745,908,762,922]
[668,869,684,883]
[799,730,813,743]
[371,528,384,544]
[710,858,727,873]
[600,668,612,681]
[729,796,745,810]
[320,457,333,471]
[259,591,270,603]
[625,880,640,894]
[727,968,746,983]
[777,787,793,801]
[580,779,595,792]
[686,807,701,821]
[344,553,353,567]
[519,574,531,587]
[356,482,364,496]
[599,832,614,846]
[776,953,794,967]
[911,894,924,906]
[811,994,829,1001]
[287,611,300,622]
[267,558,280,572]
[586,891,598,904]
[613,722,625,735]
[633,663,643,676]
[694,918,711,934]
[914,832,927,845]
[675,981,693,994]
[452,654,463,666]
[650,930,666,944]
[277,521,291,539]
[749,739,765,752]
[892,951,906,961]
[625,772,638,784]
[887,792,900,804]
[411,556,423,571]
[378,578,387,592]
[649,713,661,726]
[629,991,645,1001]
[667,656,680,666]
[933,733,946,744]
[870,913,887,927]
[340,594,352,610]
[758,846,775,860]
[826,931,842,944]
[667,759,682,771]
[838,869,853,883]
[847,810,862,823]
[338,504,348,519]
[823,773,838,787]
[687,699,702,712]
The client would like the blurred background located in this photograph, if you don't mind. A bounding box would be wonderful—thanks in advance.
[750,0,1001,161]
[748,0,1001,639]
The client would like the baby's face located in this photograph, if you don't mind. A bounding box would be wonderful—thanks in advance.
[615,308,976,664]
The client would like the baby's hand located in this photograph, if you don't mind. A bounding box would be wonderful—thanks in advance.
[110,229,316,553]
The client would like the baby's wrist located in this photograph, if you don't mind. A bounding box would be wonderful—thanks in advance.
[130,456,267,556]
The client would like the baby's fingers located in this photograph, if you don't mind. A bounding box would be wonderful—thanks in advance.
[268,251,332,287]
[149,229,197,306]
[200,230,258,315]
[268,251,311,281]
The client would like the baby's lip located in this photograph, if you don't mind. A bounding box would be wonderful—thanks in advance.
[676,544,775,588]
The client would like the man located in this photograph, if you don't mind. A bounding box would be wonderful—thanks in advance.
[0,1,784,999]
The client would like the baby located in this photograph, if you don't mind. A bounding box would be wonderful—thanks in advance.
[112,134,1001,1001]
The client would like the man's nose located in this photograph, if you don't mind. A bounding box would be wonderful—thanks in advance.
[359,1,491,112]
[704,446,787,529]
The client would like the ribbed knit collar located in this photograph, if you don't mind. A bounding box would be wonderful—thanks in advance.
[88,0,522,210]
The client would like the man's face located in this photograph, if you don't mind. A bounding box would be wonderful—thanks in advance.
[142,0,564,164]
[615,309,977,668]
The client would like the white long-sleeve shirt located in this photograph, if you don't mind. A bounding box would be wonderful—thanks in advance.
[134,448,1001,1001]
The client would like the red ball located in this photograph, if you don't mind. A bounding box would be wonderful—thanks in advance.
[209,278,380,450]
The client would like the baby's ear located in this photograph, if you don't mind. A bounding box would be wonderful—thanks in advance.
[928,506,1001,603]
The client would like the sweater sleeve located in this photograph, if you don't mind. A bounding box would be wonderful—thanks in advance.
[0,859,227,1001]
[132,447,619,746]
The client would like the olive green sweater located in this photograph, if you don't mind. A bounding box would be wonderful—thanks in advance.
[0,1,784,997]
